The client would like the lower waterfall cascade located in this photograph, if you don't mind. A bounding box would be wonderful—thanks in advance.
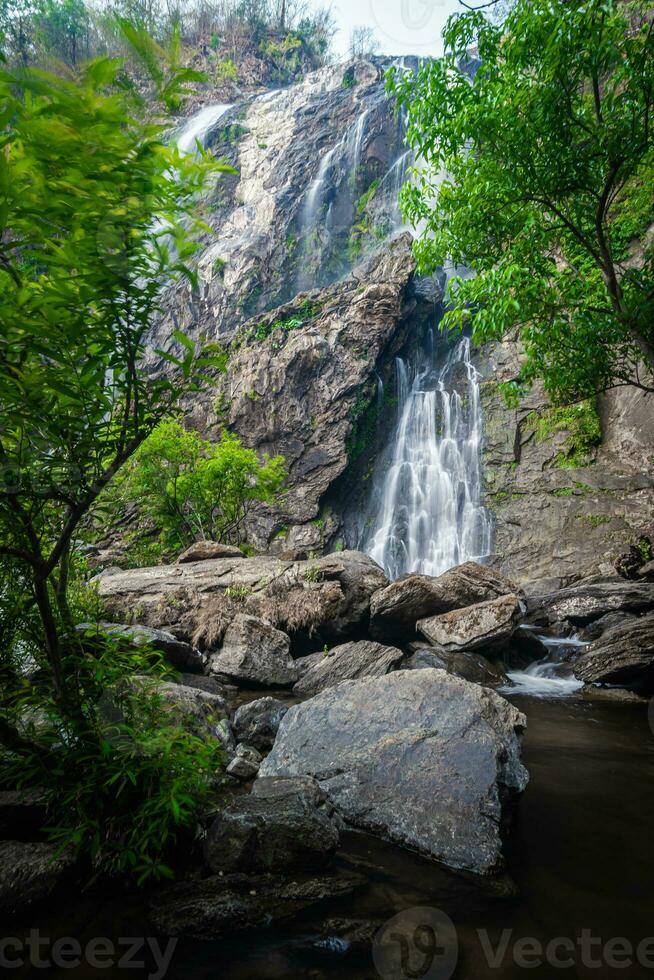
[362,331,494,580]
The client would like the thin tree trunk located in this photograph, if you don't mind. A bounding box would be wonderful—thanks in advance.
[33,572,65,706]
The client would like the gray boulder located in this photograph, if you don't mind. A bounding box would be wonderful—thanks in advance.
[370,562,521,641]
[77,622,204,673]
[147,869,363,940]
[0,841,76,913]
[233,697,289,750]
[226,744,262,781]
[158,682,229,738]
[259,669,528,875]
[177,673,230,697]
[204,780,339,875]
[529,579,654,627]
[208,615,297,687]
[579,611,638,642]
[177,541,244,563]
[309,551,388,635]
[400,647,506,686]
[293,640,404,697]
[293,651,327,678]
[573,613,654,689]
[418,594,524,655]
[96,551,386,642]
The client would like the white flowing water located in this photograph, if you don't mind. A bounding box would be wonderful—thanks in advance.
[174,103,232,155]
[299,107,371,243]
[501,632,588,698]
[363,334,493,579]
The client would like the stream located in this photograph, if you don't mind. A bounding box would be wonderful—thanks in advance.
[15,691,654,980]
[179,695,654,980]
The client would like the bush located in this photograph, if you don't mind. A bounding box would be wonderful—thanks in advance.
[114,421,286,553]
[1,637,224,883]
[215,57,238,82]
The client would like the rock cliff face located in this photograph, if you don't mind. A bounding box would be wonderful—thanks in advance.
[151,57,653,585]
[479,339,654,588]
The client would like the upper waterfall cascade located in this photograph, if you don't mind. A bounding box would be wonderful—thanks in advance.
[362,334,494,580]
[157,62,493,574]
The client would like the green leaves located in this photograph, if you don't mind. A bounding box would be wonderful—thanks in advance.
[390,0,654,403]
[112,421,286,555]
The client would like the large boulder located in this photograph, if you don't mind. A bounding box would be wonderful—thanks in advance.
[77,622,204,673]
[418,594,524,655]
[293,640,404,697]
[233,697,289,750]
[0,841,76,913]
[259,670,528,875]
[208,615,297,687]
[309,552,388,635]
[157,682,229,738]
[96,551,384,643]
[529,579,654,627]
[573,613,654,691]
[370,562,521,642]
[400,647,507,686]
[177,541,244,563]
[204,779,339,875]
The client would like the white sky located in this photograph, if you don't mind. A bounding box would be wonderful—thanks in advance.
[325,0,462,58]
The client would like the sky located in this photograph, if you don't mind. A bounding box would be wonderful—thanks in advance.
[325,0,462,58]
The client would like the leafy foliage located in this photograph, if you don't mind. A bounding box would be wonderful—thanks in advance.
[390,0,654,403]
[114,421,286,551]
[1,636,223,884]
[0,32,229,695]
[0,25,233,881]
[527,400,602,468]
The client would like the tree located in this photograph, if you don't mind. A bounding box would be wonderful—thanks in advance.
[35,0,90,65]
[0,0,38,64]
[116,421,286,551]
[0,26,230,714]
[390,0,654,404]
[349,25,379,60]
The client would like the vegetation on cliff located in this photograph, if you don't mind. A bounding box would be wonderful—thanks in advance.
[392,0,654,405]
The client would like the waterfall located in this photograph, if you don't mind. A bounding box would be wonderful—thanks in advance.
[362,333,493,580]
[297,107,371,287]
[500,631,588,697]
[174,103,232,155]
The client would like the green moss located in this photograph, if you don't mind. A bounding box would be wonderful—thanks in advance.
[356,179,381,215]
[250,299,320,342]
[552,487,574,497]
[346,381,397,463]
[527,399,602,468]
[576,514,611,528]
[215,122,246,145]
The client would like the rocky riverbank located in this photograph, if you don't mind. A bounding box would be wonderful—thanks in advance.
[4,547,653,935]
